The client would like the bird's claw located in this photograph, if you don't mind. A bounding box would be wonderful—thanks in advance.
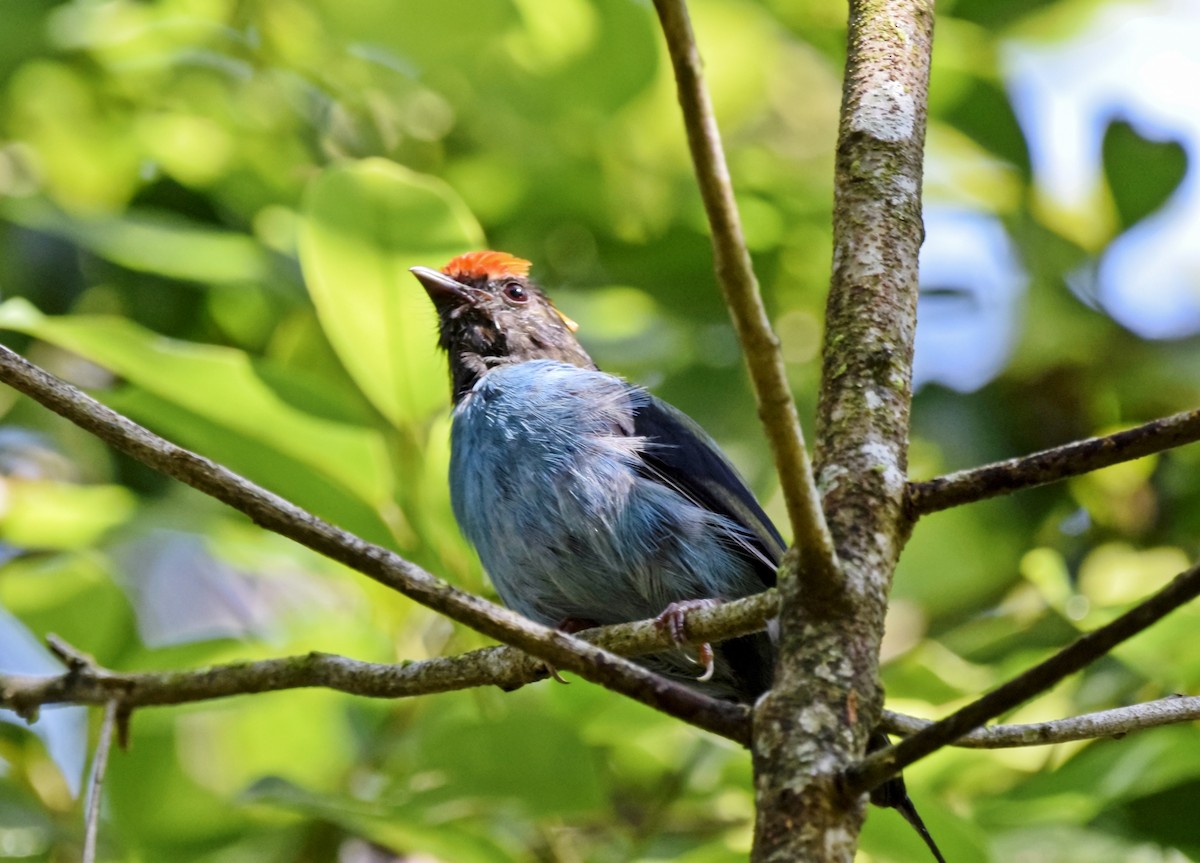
[694,641,715,682]
[654,599,722,683]
[544,616,601,685]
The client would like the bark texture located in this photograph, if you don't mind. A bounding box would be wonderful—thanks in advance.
[752,2,935,860]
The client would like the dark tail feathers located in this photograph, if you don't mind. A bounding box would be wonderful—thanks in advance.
[868,732,946,863]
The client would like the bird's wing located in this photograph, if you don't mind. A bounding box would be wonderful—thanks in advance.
[631,393,786,587]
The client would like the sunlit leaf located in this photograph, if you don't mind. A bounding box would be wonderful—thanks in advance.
[0,550,133,661]
[0,299,398,544]
[299,159,484,427]
[0,479,135,549]
[176,691,356,794]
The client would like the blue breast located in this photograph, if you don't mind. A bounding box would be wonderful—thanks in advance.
[448,360,764,630]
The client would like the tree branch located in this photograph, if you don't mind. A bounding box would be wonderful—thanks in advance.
[752,1,935,860]
[881,695,1200,748]
[0,593,777,718]
[651,0,838,586]
[0,344,751,745]
[848,561,1200,796]
[11,634,1194,756]
[908,408,1200,517]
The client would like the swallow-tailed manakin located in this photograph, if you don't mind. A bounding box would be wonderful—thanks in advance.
[411,251,945,862]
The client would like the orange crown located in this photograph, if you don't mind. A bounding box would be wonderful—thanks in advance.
[442,250,532,281]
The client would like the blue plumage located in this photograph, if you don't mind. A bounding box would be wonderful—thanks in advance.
[449,360,776,699]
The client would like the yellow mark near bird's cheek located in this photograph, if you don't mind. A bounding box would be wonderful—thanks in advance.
[553,306,579,332]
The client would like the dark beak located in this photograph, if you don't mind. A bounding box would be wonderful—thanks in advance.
[410,266,471,312]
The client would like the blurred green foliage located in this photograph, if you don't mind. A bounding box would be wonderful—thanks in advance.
[0,1,1197,861]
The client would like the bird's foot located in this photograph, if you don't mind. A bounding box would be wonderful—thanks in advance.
[543,617,601,684]
[654,599,723,683]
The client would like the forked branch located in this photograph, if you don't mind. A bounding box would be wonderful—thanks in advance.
[849,561,1200,795]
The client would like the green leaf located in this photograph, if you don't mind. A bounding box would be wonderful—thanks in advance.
[1102,120,1188,230]
[0,299,399,545]
[1117,775,1200,856]
[414,705,606,818]
[1,198,274,284]
[299,159,485,427]
[1002,726,1200,807]
[106,711,256,847]
[245,777,523,863]
[0,480,135,549]
[940,76,1032,177]
[177,690,357,795]
[0,552,134,664]
[111,387,401,547]
[893,499,1023,616]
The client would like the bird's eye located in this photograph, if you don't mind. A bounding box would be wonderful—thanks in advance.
[501,282,529,303]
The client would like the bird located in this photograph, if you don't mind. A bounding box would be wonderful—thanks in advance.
[411,250,945,861]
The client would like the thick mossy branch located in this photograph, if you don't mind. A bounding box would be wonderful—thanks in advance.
[750,2,936,861]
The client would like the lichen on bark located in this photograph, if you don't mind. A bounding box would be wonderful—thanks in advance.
[751,1,935,861]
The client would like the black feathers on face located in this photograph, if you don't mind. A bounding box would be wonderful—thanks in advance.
[410,257,596,402]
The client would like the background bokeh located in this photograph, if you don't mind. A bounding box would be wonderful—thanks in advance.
[1,0,1199,860]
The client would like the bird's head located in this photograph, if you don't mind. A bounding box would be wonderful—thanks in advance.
[411,251,595,401]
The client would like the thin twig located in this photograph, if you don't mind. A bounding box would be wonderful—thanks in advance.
[0,594,777,715]
[651,0,839,587]
[0,345,750,745]
[8,647,1195,753]
[882,695,1200,748]
[47,633,93,671]
[848,562,1200,796]
[908,408,1200,517]
[82,701,118,863]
